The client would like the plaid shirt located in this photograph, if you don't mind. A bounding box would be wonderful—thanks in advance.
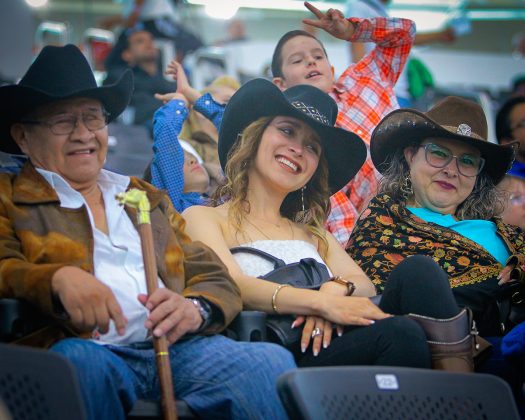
[326,17,415,246]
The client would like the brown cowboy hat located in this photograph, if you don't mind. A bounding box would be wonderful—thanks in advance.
[371,96,517,184]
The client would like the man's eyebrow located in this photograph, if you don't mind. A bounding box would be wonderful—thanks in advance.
[44,106,103,118]
[83,106,103,112]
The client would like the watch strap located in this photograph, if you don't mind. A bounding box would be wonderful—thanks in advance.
[330,276,356,296]
[187,297,213,333]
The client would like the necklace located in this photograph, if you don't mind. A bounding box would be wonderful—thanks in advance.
[244,216,294,241]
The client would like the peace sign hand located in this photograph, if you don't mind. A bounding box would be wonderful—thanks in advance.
[302,2,355,41]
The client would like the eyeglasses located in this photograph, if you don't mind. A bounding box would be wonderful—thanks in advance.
[420,143,485,177]
[21,110,110,135]
[510,193,525,206]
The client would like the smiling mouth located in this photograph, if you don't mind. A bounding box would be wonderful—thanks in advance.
[276,156,301,173]
[68,148,96,156]
[306,71,321,79]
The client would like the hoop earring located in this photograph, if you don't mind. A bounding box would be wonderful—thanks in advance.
[400,172,413,201]
[301,185,307,212]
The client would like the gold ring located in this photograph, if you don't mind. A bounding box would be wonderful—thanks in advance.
[156,351,169,357]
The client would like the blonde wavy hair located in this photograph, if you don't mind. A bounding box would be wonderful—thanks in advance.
[180,75,241,140]
[212,116,331,257]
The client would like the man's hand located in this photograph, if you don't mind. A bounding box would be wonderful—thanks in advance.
[51,266,127,335]
[139,289,203,344]
[302,2,355,41]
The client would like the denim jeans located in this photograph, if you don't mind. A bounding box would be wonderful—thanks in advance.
[50,335,295,420]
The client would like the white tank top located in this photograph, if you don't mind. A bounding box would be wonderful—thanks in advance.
[232,239,331,277]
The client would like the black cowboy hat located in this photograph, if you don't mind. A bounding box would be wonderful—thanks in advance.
[218,78,366,193]
[371,96,517,185]
[0,44,133,154]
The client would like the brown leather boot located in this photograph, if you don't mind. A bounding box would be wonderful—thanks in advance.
[407,309,474,373]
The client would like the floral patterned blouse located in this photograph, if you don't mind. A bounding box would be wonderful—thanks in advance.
[347,194,525,334]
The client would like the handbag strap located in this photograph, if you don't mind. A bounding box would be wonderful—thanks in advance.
[230,246,286,270]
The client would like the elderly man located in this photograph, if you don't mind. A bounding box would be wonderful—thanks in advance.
[0,45,294,420]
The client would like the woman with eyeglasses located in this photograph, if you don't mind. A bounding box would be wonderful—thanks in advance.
[348,96,523,345]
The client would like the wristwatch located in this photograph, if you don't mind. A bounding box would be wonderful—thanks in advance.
[330,276,356,296]
[187,297,213,333]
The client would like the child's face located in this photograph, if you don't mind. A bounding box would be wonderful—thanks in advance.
[183,151,209,194]
[273,35,334,94]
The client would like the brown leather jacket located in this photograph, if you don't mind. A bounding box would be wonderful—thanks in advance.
[0,163,241,348]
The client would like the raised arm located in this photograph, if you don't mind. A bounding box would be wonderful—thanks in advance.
[193,93,225,131]
[345,16,415,86]
[150,97,189,213]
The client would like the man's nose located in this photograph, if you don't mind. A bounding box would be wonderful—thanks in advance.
[71,117,94,139]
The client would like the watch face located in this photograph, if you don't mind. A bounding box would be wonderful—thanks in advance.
[190,298,211,321]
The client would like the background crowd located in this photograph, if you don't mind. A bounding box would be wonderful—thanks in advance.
[1,0,525,419]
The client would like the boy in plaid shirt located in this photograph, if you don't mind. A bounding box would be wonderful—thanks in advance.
[271,2,415,246]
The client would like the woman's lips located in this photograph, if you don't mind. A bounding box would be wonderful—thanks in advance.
[435,180,456,190]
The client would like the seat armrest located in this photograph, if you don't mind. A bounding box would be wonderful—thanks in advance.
[224,311,267,342]
[0,298,47,341]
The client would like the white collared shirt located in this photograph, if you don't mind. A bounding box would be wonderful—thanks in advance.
[36,168,164,345]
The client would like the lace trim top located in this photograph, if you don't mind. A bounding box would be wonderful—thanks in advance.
[232,239,330,278]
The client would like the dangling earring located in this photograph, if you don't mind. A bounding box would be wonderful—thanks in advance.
[301,185,307,212]
[400,171,413,201]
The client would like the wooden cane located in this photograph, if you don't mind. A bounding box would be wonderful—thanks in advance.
[116,189,177,420]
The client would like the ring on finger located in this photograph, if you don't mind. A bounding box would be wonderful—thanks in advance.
[311,327,323,338]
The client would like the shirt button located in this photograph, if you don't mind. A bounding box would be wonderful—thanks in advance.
[176,110,181,114]
[205,100,210,105]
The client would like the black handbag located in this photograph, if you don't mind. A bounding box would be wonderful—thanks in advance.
[496,281,525,334]
[230,246,332,350]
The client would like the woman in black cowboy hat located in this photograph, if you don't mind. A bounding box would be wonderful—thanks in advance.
[0,45,298,420]
[182,78,475,370]
[349,97,523,368]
